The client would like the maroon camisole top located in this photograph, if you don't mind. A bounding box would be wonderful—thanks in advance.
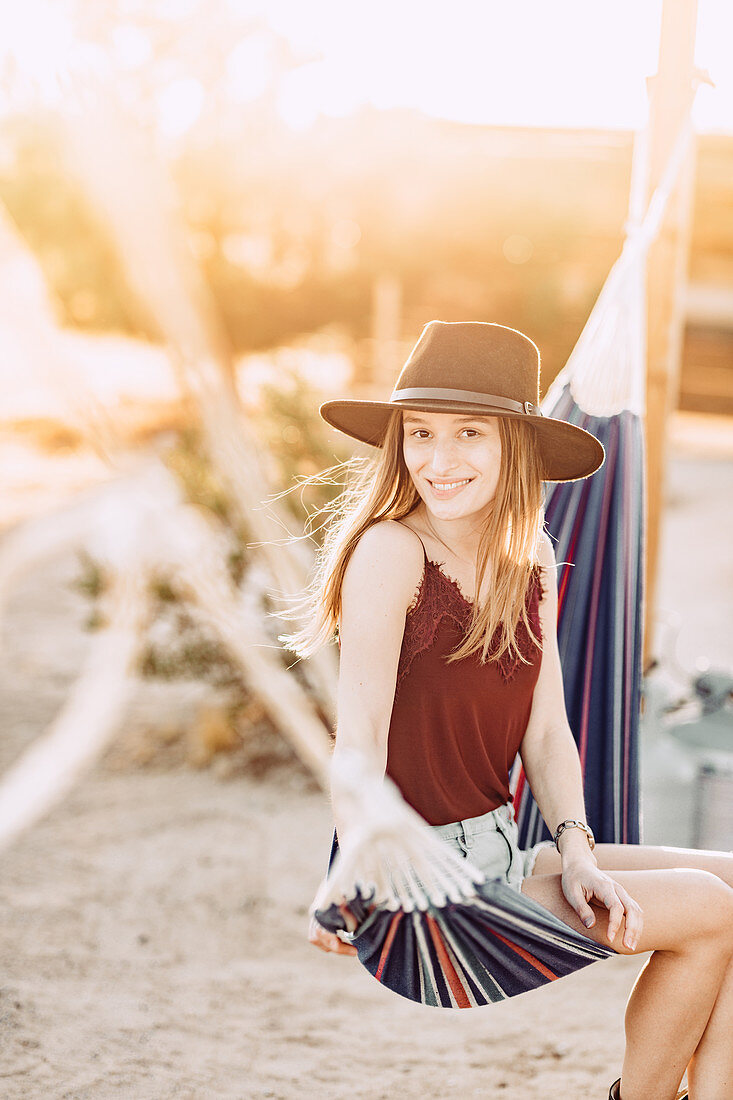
[385,540,544,826]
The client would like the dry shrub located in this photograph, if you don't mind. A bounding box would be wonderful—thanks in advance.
[187,705,241,768]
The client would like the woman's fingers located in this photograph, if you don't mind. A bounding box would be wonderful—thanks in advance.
[562,870,597,927]
[602,889,626,944]
[568,886,597,929]
[564,869,644,949]
[583,880,643,949]
[308,914,358,955]
[615,886,644,950]
[598,884,644,948]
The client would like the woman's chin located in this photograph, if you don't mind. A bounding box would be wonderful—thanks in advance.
[421,493,493,521]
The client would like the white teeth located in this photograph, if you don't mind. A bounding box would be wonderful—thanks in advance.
[431,479,471,491]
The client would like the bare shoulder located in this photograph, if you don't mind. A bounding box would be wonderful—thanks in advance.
[353,518,424,561]
[344,520,425,613]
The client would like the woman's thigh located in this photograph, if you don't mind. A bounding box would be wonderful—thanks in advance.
[531,842,733,887]
[520,867,733,956]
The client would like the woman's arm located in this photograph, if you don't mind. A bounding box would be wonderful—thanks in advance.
[308,520,424,954]
[329,520,424,844]
[518,531,599,864]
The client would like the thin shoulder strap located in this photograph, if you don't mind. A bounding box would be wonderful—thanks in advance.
[398,522,428,563]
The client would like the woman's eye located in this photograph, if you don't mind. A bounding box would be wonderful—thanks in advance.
[408,428,482,439]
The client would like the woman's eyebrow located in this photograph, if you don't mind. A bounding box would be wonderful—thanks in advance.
[403,414,489,425]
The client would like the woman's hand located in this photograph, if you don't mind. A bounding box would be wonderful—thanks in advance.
[561,858,644,951]
[308,914,358,956]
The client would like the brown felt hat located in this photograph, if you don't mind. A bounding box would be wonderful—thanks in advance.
[320,320,604,482]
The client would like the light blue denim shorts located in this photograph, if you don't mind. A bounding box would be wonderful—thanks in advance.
[428,801,555,893]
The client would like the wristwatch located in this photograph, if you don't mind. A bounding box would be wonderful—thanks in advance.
[553,819,596,852]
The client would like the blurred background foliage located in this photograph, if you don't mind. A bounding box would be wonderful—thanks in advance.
[0,105,629,369]
[1,1,730,403]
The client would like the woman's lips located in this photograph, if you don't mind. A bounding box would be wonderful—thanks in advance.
[427,477,474,498]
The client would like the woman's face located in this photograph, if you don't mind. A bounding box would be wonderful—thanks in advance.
[402,411,502,522]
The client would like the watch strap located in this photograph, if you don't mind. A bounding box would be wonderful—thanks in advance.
[553,819,596,851]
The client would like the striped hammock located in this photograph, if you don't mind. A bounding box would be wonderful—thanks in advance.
[313,752,615,1008]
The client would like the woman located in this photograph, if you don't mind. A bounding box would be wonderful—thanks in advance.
[287,321,733,1100]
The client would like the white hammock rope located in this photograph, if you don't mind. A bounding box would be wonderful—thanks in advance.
[311,748,486,917]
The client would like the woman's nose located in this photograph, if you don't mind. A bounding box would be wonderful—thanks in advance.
[429,437,460,473]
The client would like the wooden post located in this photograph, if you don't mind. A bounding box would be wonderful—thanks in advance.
[643,0,698,671]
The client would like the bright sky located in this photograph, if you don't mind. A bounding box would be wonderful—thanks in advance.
[257,0,731,131]
[1,0,731,134]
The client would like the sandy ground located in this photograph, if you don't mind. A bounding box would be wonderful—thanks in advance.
[0,415,731,1100]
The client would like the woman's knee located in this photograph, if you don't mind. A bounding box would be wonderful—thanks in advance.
[601,868,733,956]
[521,867,733,957]
[669,869,733,949]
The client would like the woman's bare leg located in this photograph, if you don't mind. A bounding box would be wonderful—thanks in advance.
[687,956,733,1097]
[529,844,733,1096]
[530,842,733,885]
[520,867,733,1100]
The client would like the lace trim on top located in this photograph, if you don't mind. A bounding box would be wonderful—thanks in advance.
[397,560,544,688]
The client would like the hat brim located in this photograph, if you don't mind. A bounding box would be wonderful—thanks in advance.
[319,399,605,483]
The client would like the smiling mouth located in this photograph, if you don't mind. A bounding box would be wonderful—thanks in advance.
[428,478,474,493]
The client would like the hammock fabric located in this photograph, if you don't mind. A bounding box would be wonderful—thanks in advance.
[315,833,615,1009]
[512,389,645,849]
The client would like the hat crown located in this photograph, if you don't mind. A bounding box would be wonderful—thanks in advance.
[394,320,541,405]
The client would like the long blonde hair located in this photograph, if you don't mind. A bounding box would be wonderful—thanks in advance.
[282,410,545,666]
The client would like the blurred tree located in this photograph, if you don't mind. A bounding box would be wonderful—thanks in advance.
[0,117,152,335]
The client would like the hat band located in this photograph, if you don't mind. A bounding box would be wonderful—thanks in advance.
[390,386,543,417]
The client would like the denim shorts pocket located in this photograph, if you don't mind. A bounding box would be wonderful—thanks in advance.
[494,816,524,888]
[496,823,515,876]
[470,827,513,882]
